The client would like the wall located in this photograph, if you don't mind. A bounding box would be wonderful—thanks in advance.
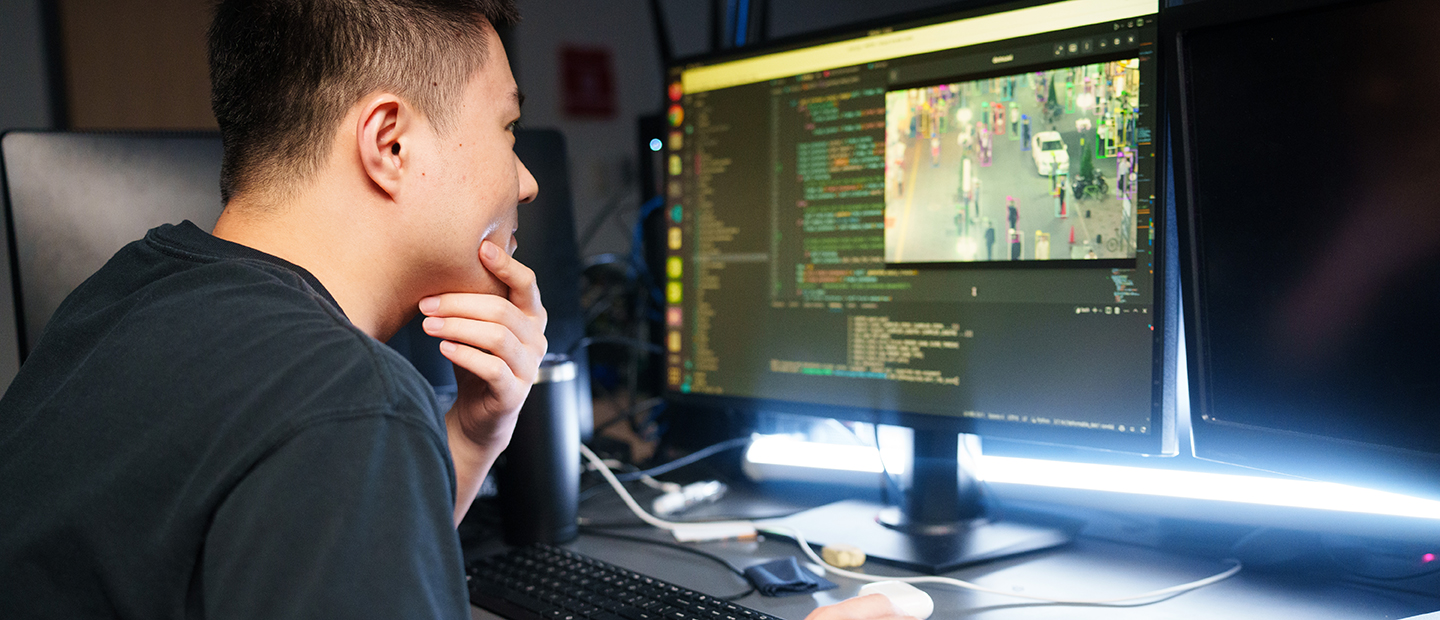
[769,0,959,39]
[58,0,216,129]
[510,0,672,259]
[0,0,52,133]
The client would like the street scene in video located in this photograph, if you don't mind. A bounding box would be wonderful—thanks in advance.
[884,59,1141,263]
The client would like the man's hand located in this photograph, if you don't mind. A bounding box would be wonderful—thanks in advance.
[805,594,919,620]
[419,239,547,523]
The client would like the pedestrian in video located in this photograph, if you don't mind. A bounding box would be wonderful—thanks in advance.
[985,219,996,261]
[978,125,992,166]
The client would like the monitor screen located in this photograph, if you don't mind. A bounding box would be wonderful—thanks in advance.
[1176,0,1440,496]
[663,0,1168,454]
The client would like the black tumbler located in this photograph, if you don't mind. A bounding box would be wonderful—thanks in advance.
[499,352,580,545]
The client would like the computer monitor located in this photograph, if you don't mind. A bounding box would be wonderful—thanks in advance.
[662,0,1168,572]
[1169,0,1440,501]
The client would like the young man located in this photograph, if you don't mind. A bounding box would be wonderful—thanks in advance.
[0,1,916,619]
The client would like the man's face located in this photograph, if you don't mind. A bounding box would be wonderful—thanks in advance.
[402,26,537,298]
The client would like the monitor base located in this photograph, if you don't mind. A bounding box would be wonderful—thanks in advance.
[766,499,1069,574]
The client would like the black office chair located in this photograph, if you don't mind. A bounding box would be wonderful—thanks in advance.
[0,131,226,386]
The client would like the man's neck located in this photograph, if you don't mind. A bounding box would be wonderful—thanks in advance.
[212,192,416,341]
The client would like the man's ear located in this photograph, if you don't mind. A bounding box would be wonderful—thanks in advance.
[357,94,408,200]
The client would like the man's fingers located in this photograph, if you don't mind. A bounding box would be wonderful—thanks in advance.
[479,240,546,322]
[804,595,909,620]
[422,316,536,381]
[420,293,533,337]
[438,340,515,388]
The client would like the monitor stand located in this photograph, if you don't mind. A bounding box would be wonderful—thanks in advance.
[765,432,1069,574]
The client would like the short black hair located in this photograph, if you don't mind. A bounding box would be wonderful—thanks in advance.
[208,0,520,203]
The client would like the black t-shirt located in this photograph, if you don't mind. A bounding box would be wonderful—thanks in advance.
[0,221,469,619]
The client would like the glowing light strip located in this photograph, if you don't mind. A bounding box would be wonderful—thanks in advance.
[681,0,1158,94]
[744,435,1440,520]
[979,456,1440,520]
[745,434,904,475]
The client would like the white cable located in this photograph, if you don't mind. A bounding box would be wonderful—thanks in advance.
[639,475,680,493]
[588,459,678,492]
[579,443,1242,605]
[578,443,752,532]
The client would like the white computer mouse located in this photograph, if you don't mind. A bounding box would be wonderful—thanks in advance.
[858,580,934,620]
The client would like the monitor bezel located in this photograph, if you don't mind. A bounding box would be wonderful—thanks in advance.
[1166,0,1440,498]
[671,0,1109,71]
[663,0,1175,457]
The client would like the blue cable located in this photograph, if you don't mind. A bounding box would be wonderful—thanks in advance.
[632,195,666,312]
[613,436,751,481]
[734,0,749,47]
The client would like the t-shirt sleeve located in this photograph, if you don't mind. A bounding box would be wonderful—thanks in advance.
[201,412,468,620]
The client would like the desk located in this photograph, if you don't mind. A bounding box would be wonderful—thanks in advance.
[465,484,1440,620]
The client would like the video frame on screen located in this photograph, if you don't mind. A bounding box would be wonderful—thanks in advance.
[884,59,1141,264]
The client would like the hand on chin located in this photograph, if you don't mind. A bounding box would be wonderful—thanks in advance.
[421,239,548,449]
[464,264,510,298]
[461,238,514,297]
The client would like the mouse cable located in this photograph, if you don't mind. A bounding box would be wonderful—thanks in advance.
[580,443,1244,605]
[578,527,756,600]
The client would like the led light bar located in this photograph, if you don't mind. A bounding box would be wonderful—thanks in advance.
[743,434,1440,520]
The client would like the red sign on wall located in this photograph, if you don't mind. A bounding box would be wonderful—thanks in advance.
[561,46,617,119]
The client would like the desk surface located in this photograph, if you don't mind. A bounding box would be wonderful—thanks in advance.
[468,512,1440,620]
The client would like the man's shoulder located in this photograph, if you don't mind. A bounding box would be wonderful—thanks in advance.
[142,260,438,426]
[23,226,440,433]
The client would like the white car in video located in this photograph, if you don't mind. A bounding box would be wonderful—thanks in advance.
[1031,131,1070,176]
